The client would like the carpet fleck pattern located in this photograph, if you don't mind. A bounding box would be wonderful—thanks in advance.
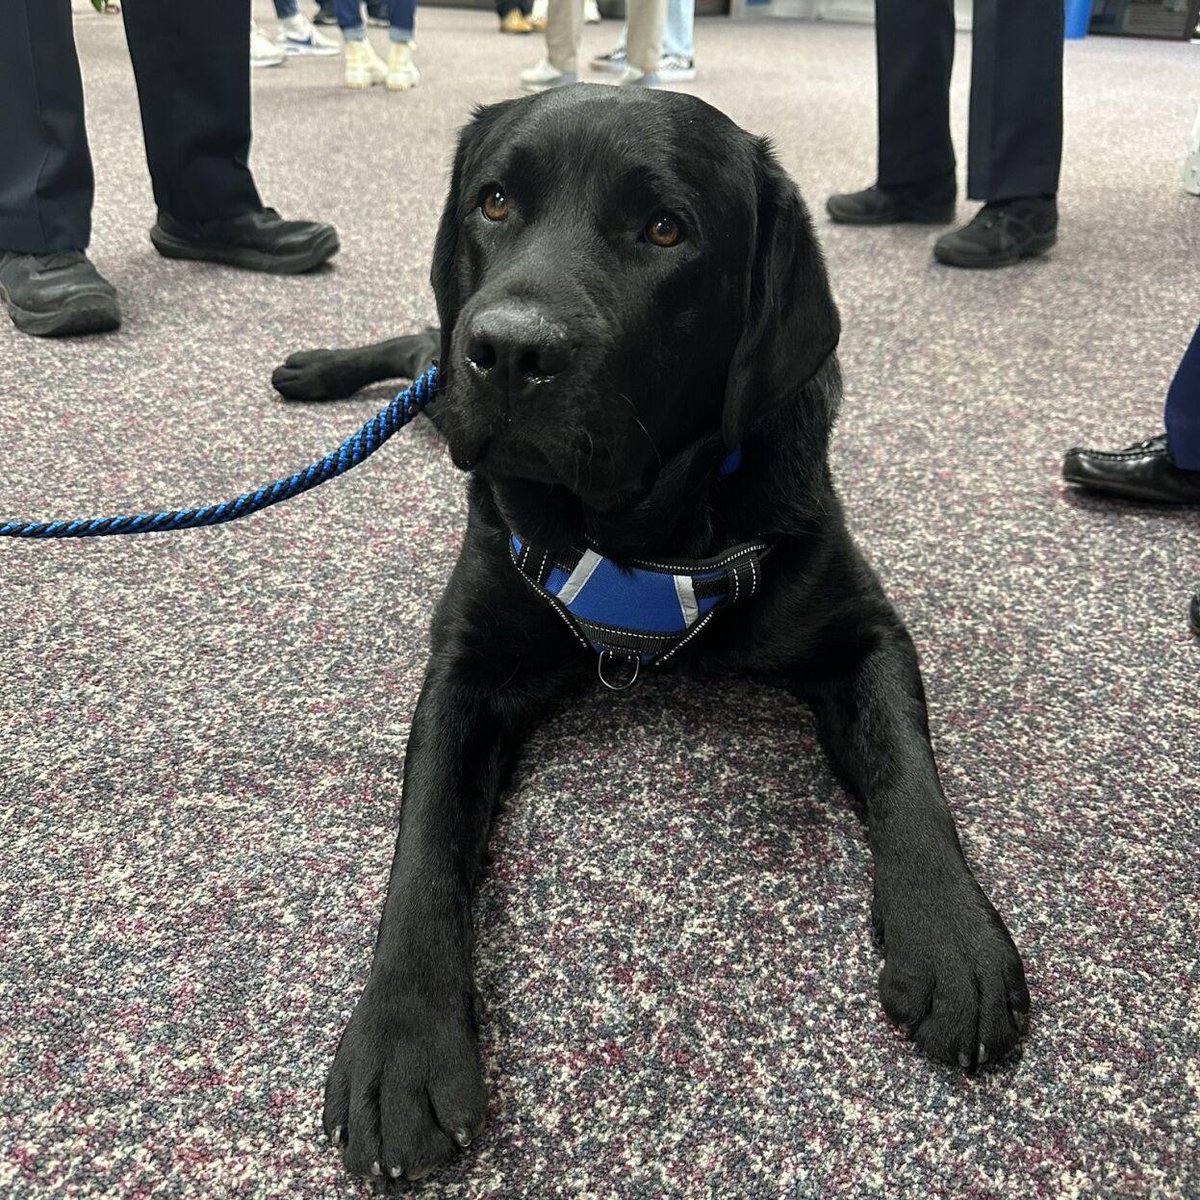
[1,6,1197,1198]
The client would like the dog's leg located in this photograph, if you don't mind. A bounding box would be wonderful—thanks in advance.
[801,615,1030,1071]
[323,561,580,1181]
[272,329,440,402]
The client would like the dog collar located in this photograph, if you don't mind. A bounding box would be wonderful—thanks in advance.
[509,533,773,690]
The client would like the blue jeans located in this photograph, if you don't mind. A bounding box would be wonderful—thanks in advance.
[272,0,299,16]
[616,0,693,58]
[1165,322,1200,471]
[334,0,416,40]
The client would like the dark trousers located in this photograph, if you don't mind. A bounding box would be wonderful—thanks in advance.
[875,0,1064,201]
[0,0,261,254]
[334,0,417,33]
[1165,323,1200,471]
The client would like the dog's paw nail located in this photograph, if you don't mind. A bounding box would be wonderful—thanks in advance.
[390,1166,403,1179]
[329,1125,343,1146]
[978,1042,988,1063]
[453,1128,472,1148]
[958,1051,972,1069]
[371,1160,382,1176]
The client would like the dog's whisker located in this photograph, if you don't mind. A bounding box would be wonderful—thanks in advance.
[616,392,662,469]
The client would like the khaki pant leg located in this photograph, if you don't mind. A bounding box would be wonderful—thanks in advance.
[625,0,667,73]
[545,0,583,73]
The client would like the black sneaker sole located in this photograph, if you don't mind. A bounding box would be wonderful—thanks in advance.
[933,229,1057,269]
[149,224,340,275]
[826,200,956,226]
[0,282,120,337]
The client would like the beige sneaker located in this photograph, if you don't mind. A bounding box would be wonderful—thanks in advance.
[386,41,420,90]
[344,38,387,88]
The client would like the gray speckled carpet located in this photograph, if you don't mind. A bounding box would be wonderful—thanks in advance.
[2,6,1197,1198]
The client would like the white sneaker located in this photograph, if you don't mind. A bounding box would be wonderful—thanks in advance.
[531,0,548,22]
[656,54,695,82]
[276,14,340,55]
[344,38,388,88]
[615,65,658,87]
[583,0,601,21]
[386,41,420,90]
[251,22,286,67]
[519,59,577,92]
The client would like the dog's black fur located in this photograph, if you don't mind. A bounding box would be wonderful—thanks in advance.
[274,86,1029,1183]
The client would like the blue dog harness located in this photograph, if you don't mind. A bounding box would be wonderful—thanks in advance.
[510,533,773,689]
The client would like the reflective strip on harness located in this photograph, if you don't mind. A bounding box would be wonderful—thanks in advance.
[509,533,773,666]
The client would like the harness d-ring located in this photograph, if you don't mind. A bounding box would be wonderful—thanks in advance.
[597,650,640,691]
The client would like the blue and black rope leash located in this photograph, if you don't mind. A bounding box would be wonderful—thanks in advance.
[0,365,439,539]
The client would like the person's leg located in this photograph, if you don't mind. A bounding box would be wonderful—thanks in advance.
[273,0,300,16]
[626,0,668,74]
[385,0,419,89]
[388,0,415,41]
[876,0,955,189]
[1061,326,1200,503]
[0,0,92,253]
[661,0,693,59]
[121,0,262,222]
[966,0,1063,201]
[0,0,119,335]
[544,0,583,73]
[931,0,1061,267]
[335,0,366,37]
[826,0,955,224]
[121,0,337,270]
[1165,323,1200,470]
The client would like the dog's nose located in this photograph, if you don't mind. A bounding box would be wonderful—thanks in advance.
[464,305,572,400]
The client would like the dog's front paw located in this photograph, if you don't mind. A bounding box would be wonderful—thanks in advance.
[876,874,1030,1071]
[323,972,486,1182]
[272,348,368,402]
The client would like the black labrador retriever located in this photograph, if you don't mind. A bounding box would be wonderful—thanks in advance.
[274,85,1029,1183]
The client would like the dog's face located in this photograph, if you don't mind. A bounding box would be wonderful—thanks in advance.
[430,86,839,516]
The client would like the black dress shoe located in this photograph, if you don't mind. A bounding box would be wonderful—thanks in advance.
[826,175,956,225]
[934,196,1057,268]
[1062,433,1200,503]
[0,250,120,337]
[150,208,340,275]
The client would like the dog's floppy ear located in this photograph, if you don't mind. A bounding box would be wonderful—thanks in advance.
[722,140,841,448]
[430,99,520,369]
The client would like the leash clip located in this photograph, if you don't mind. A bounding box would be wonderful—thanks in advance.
[597,650,640,691]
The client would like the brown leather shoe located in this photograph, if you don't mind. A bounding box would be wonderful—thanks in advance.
[500,9,534,32]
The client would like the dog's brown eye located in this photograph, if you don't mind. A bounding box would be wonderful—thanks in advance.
[481,186,509,222]
[646,214,682,247]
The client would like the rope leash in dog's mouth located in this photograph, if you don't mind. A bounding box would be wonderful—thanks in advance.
[0,366,439,539]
